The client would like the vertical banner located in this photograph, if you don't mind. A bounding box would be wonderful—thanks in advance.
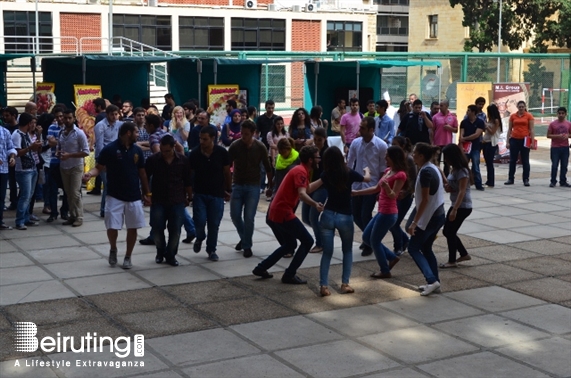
[207,84,239,128]
[492,83,530,163]
[73,84,102,142]
[35,82,56,114]
[456,82,492,117]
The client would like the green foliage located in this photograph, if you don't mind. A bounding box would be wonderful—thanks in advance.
[523,58,547,108]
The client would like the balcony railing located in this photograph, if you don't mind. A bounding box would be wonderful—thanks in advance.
[377,27,408,36]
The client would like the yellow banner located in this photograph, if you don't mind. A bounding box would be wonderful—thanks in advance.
[73,85,102,142]
[35,82,56,114]
[456,82,492,119]
[207,84,239,127]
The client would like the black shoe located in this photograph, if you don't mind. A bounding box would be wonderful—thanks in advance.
[361,246,373,256]
[155,254,164,264]
[7,205,17,211]
[166,258,179,267]
[182,234,195,244]
[100,212,105,218]
[504,180,514,185]
[281,275,307,285]
[253,267,273,279]
[359,242,365,250]
[561,182,571,188]
[523,180,530,187]
[208,252,219,262]
[139,237,155,246]
[235,241,242,251]
[46,216,57,223]
[476,186,485,191]
[243,248,253,258]
[61,214,69,221]
[86,190,101,195]
[550,183,556,188]
[193,240,202,253]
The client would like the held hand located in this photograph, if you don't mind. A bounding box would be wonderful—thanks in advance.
[143,195,152,206]
[82,172,92,183]
[224,191,231,202]
[459,136,465,143]
[315,202,324,212]
[407,223,416,236]
[31,141,43,152]
[9,157,15,167]
[448,209,457,222]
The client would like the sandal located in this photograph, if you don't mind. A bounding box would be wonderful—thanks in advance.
[370,272,392,279]
[310,246,323,253]
[340,284,354,294]
[439,262,458,268]
[320,286,331,297]
[457,255,472,263]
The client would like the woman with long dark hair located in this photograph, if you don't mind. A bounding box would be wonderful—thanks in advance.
[394,100,411,134]
[441,143,474,268]
[290,108,313,150]
[353,146,408,279]
[482,104,502,187]
[505,100,534,186]
[266,116,288,166]
[309,105,329,133]
[319,146,370,296]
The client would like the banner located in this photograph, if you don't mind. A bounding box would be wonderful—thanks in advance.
[492,83,530,163]
[456,82,492,118]
[206,85,239,127]
[73,85,102,142]
[35,82,56,114]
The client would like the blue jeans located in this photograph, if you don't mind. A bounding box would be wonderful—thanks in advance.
[46,164,68,218]
[193,194,225,253]
[363,212,398,274]
[258,217,313,278]
[508,138,530,182]
[183,208,195,236]
[319,210,354,286]
[150,203,186,260]
[0,173,7,224]
[100,170,107,215]
[482,143,497,186]
[302,187,327,248]
[550,146,569,185]
[389,193,413,252]
[466,147,483,188]
[408,211,446,284]
[352,193,377,232]
[230,184,260,250]
[15,170,37,225]
[260,162,267,190]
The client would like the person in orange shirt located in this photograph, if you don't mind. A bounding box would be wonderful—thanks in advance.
[505,101,534,186]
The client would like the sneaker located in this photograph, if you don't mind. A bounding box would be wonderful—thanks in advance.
[24,221,39,227]
[281,275,307,284]
[235,241,242,251]
[418,284,442,294]
[0,223,12,230]
[361,246,373,256]
[550,183,556,188]
[72,220,83,227]
[139,237,155,246]
[29,214,39,222]
[561,182,571,188]
[193,240,202,253]
[122,257,132,269]
[253,267,273,279]
[62,218,76,226]
[420,281,441,296]
[394,249,404,257]
[15,224,27,230]
[108,250,118,266]
[523,180,530,187]
[208,252,219,262]
[504,180,514,185]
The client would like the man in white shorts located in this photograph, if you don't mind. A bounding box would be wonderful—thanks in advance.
[83,122,151,269]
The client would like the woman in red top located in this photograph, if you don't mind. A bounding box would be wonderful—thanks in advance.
[353,146,407,278]
[505,101,534,186]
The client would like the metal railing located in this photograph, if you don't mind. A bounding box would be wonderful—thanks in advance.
[1,35,79,55]
[79,36,179,57]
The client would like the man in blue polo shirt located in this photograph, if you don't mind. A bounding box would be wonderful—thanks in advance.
[84,122,151,269]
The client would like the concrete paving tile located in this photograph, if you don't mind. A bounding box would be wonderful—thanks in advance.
[201,257,283,278]
[360,325,479,364]
[393,271,491,294]
[481,206,536,217]
[434,251,491,267]
[441,234,496,249]
[87,288,183,315]
[11,234,81,251]
[64,273,151,296]
[0,332,43,361]
[418,351,550,378]
[505,277,571,303]
[363,368,431,378]
[264,286,366,314]
[379,294,484,323]
[512,239,571,255]
[0,266,53,286]
[164,280,252,305]
[0,252,35,267]
[455,263,543,285]
[550,235,571,244]
[434,314,549,348]
[549,210,571,219]
[5,298,99,326]
[499,304,571,334]
[231,315,343,350]
[347,279,420,304]
[28,246,102,264]
[467,245,541,262]
[560,300,571,309]
[307,305,419,338]
[298,263,378,285]
[146,328,261,366]
[557,273,571,282]
[471,229,539,244]
[506,256,571,276]
[472,216,537,230]
[68,230,113,245]
[0,358,58,378]
[123,371,183,378]
[496,337,571,377]
[453,222,497,234]
[0,241,18,252]
[444,286,545,312]
[517,212,571,225]
[0,280,76,306]
[515,224,571,239]
[181,354,304,378]
[193,296,296,326]
[216,229,274,246]
[276,339,400,378]
[4,226,66,239]
[135,265,220,286]
[44,258,120,279]
[479,196,532,205]
[514,202,565,213]
[230,274,317,295]
[116,307,216,338]
[0,313,11,330]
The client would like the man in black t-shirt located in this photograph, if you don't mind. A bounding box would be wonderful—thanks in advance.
[459,104,486,191]
[256,100,277,194]
[188,126,232,261]
[398,99,433,145]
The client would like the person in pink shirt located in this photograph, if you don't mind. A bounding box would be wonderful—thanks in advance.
[547,107,571,188]
[340,98,362,152]
[432,99,458,176]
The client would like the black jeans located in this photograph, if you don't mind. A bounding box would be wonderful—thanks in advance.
[352,193,377,232]
[508,138,530,182]
[442,207,472,263]
[482,142,497,186]
[258,217,313,278]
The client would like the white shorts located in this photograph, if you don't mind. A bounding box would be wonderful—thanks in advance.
[104,195,146,230]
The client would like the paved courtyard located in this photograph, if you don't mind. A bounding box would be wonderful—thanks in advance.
[0,139,570,378]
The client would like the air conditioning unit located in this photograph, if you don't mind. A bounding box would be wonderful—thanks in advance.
[244,0,257,9]
[267,3,276,11]
[292,5,302,12]
[306,3,317,12]
[148,0,158,6]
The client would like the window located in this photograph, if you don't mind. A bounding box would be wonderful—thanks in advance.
[428,15,438,39]
[231,18,285,51]
[3,11,52,53]
[376,44,408,52]
[327,21,363,52]
[261,65,286,102]
[377,16,408,36]
[113,15,171,50]
[179,17,223,51]
[373,0,409,5]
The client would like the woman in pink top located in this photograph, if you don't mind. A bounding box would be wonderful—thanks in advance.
[353,146,407,278]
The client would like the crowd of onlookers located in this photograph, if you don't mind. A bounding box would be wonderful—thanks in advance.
[0,92,569,295]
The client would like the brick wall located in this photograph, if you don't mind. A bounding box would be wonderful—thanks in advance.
[291,20,321,108]
[60,13,101,53]
[159,0,273,6]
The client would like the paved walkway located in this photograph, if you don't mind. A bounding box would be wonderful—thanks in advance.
[0,139,570,378]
